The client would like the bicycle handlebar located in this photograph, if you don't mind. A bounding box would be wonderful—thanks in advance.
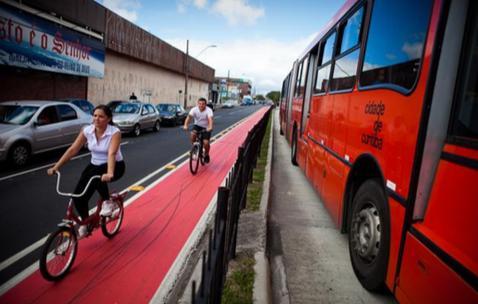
[55,171,101,198]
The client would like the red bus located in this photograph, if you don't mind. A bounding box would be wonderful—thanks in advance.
[279,0,477,302]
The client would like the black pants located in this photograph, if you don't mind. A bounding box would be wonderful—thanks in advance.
[73,161,125,219]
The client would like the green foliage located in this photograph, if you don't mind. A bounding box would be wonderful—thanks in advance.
[266,91,280,102]
[221,255,255,304]
[255,94,265,101]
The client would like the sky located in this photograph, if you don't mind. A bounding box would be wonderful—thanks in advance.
[97,0,346,95]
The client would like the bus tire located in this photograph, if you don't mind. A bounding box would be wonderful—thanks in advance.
[348,179,390,291]
[291,128,298,166]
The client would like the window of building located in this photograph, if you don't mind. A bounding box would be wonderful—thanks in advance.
[359,0,433,92]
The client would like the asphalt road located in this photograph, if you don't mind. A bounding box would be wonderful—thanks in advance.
[0,104,263,286]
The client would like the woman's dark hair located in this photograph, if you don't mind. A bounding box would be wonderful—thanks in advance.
[94,104,114,125]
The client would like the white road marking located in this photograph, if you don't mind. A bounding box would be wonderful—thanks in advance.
[0,113,254,295]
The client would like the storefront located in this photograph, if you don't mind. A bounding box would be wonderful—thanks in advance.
[0,1,104,101]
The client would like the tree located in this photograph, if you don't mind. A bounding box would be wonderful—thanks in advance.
[266,91,280,103]
[255,94,265,101]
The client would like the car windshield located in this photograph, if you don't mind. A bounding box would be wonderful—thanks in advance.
[158,104,176,113]
[114,103,140,114]
[0,105,39,125]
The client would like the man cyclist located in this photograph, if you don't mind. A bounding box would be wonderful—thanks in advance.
[183,97,213,163]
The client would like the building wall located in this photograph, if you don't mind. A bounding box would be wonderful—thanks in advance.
[0,66,87,102]
[87,51,209,107]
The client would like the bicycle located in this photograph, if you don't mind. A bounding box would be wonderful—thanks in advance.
[189,129,208,175]
[39,171,127,281]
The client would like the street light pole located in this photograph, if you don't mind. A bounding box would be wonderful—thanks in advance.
[196,45,217,58]
[184,40,189,109]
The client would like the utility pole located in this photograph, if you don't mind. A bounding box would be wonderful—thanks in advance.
[226,69,230,99]
[184,40,189,109]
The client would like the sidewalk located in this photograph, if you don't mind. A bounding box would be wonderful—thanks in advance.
[267,110,394,303]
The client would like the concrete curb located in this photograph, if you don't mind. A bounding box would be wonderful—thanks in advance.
[252,108,274,304]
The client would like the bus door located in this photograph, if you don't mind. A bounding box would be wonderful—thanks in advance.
[296,55,313,169]
[286,61,298,141]
[324,4,365,225]
[397,1,478,302]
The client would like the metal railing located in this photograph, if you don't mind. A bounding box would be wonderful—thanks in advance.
[191,107,272,303]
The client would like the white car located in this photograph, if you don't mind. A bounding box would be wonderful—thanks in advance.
[0,100,92,166]
[112,101,161,136]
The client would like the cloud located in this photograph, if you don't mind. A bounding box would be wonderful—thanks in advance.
[101,0,141,22]
[194,0,207,9]
[212,0,264,26]
[402,42,423,59]
[177,0,207,12]
[166,33,315,94]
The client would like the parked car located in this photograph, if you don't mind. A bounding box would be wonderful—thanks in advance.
[207,101,215,111]
[222,101,235,109]
[241,96,253,106]
[106,100,126,112]
[112,101,160,136]
[156,103,187,126]
[60,98,95,115]
[0,100,92,166]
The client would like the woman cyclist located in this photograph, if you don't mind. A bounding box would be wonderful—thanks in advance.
[47,105,125,237]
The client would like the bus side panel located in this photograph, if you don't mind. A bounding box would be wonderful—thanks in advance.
[305,102,325,193]
[396,233,477,304]
[297,136,309,170]
[397,153,478,302]
[385,198,407,290]
[321,94,351,225]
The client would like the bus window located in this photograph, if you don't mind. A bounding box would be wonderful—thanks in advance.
[449,8,478,148]
[340,6,363,54]
[299,56,309,97]
[359,0,433,93]
[314,32,336,94]
[295,61,303,97]
[330,6,364,92]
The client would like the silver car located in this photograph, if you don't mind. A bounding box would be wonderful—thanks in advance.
[0,100,92,166]
[112,102,161,136]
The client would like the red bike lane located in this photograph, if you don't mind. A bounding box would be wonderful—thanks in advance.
[1,107,269,304]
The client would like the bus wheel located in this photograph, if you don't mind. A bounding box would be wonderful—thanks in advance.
[348,179,390,291]
[291,128,298,166]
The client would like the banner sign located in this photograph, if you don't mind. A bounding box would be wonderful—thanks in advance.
[0,3,104,78]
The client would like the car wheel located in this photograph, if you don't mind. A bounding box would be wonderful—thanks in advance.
[153,120,160,132]
[133,124,141,137]
[9,142,30,166]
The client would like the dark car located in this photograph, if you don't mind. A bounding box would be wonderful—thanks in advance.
[60,98,95,115]
[156,103,187,126]
[106,100,126,112]
[207,101,215,111]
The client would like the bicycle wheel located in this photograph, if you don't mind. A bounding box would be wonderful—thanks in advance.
[189,144,200,175]
[101,199,124,238]
[199,146,205,166]
[39,226,78,281]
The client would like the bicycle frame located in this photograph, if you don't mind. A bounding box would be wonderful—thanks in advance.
[54,172,127,231]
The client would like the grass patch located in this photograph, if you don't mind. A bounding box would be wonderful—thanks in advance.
[246,114,272,212]
[221,253,255,304]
